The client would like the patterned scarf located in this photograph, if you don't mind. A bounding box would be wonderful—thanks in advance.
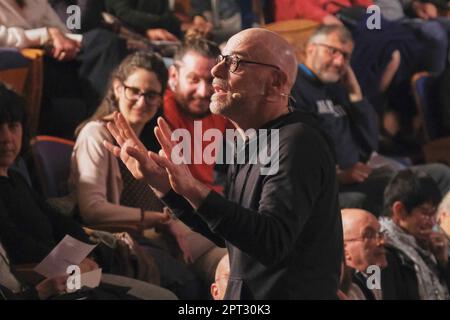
[379,217,449,300]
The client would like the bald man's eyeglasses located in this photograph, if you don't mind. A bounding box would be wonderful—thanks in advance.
[346,230,386,243]
[217,54,280,74]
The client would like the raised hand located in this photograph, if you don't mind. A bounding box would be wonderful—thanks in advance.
[79,257,99,273]
[151,117,211,209]
[412,2,438,20]
[103,112,170,194]
[143,209,171,229]
[341,65,363,103]
[48,27,81,61]
[35,274,69,299]
[337,162,373,185]
[146,28,179,42]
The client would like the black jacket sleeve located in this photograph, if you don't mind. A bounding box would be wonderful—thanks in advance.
[0,173,90,264]
[0,199,53,264]
[162,190,225,247]
[195,135,326,266]
[345,97,379,160]
[381,247,420,299]
[437,260,450,293]
[32,192,91,245]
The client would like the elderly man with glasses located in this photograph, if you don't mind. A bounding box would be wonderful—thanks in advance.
[104,27,343,299]
[342,208,388,300]
[292,24,450,217]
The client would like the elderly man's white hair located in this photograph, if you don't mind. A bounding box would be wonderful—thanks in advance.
[438,190,450,219]
[307,24,354,45]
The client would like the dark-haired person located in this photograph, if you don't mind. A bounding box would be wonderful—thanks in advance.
[0,82,94,267]
[162,35,235,287]
[380,170,450,299]
[72,51,170,230]
[164,36,233,193]
[0,82,177,300]
[162,36,230,286]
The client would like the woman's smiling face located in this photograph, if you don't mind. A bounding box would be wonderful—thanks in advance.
[114,68,162,127]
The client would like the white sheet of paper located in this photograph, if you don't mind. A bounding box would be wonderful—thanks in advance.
[66,268,102,293]
[81,268,102,288]
[34,235,97,278]
[367,152,407,171]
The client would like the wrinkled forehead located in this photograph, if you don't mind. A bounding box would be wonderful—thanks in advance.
[325,32,354,52]
[223,29,297,87]
[344,211,379,235]
[357,215,381,235]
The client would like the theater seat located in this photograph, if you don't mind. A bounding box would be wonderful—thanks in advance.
[31,135,144,235]
[0,48,44,136]
[411,72,450,165]
[0,48,30,93]
[31,135,75,198]
[264,19,320,63]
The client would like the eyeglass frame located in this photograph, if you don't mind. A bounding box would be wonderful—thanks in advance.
[414,204,438,219]
[313,43,352,62]
[217,54,281,74]
[122,83,162,105]
[346,230,387,243]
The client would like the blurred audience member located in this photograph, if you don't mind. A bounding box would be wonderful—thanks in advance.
[164,34,232,193]
[438,191,450,250]
[293,25,450,215]
[210,254,229,300]
[104,0,212,41]
[380,170,450,299]
[342,208,387,299]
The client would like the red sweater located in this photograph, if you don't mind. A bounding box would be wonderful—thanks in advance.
[274,0,373,23]
[163,89,233,192]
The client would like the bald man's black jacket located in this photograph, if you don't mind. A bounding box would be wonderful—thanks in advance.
[163,110,343,299]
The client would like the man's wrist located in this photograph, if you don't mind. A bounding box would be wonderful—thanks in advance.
[47,27,60,40]
[349,93,363,103]
[151,184,171,199]
[183,180,211,210]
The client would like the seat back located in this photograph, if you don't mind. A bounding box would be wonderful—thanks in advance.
[0,48,44,136]
[411,71,440,141]
[0,48,30,92]
[32,136,75,198]
[264,19,320,63]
